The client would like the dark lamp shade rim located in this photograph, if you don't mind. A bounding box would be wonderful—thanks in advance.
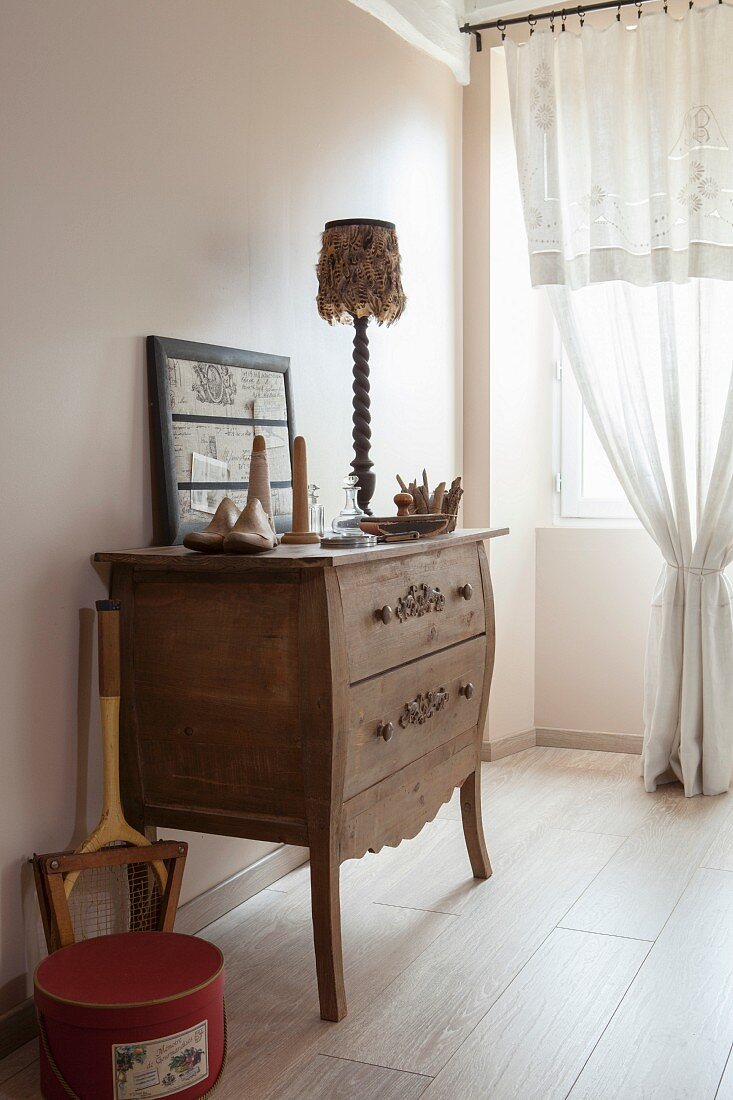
[324,218,396,230]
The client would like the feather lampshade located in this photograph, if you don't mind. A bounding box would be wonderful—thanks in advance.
[316,218,406,515]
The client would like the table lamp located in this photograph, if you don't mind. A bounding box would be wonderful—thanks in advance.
[316,218,406,515]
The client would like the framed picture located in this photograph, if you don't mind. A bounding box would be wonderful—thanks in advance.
[147,336,295,544]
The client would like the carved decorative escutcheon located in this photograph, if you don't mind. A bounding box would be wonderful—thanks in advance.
[399,687,450,728]
[396,583,446,623]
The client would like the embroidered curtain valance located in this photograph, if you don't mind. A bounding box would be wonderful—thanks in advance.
[505,5,733,288]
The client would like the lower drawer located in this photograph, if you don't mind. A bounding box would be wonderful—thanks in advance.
[341,727,479,861]
[344,635,485,799]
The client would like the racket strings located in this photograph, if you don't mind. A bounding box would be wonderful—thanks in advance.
[67,846,164,941]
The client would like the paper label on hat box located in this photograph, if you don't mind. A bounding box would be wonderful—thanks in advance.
[113,1020,209,1098]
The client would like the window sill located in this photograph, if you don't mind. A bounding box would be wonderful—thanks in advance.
[546,517,642,530]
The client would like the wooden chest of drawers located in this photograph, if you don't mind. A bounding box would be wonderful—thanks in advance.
[95,528,507,1021]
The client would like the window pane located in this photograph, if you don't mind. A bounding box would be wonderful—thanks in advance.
[581,406,627,501]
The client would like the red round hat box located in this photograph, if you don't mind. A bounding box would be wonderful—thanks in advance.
[34,932,225,1100]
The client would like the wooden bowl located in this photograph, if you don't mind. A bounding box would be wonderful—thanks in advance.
[359,514,450,538]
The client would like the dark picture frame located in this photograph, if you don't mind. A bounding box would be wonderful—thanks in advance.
[147,336,295,545]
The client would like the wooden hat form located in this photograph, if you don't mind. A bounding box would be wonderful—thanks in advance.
[248,434,274,532]
[281,436,320,545]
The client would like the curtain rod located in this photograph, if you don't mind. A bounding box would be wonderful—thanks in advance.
[460,0,702,47]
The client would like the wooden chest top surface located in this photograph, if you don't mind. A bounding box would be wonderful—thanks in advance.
[94,528,508,570]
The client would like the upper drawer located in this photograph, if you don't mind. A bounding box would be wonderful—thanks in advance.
[337,542,485,682]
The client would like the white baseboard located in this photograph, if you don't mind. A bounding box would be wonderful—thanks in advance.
[481,728,536,761]
[482,726,644,760]
[535,727,643,755]
[0,999,36,1063]
[175,844,309,936]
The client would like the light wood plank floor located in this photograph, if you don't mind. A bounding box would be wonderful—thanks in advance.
[4,747,733,1100]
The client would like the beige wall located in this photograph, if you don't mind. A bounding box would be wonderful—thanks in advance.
[485,48,554,742]
[462,38,491,530]
[535,529,662,737]
[0,0,463,1011]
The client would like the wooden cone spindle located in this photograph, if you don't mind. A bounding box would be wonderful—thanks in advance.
[248,434,274,531]
[282,436,320,545]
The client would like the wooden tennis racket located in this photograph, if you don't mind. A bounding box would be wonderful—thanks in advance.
[64,600,166,898]
[34,840,186,952]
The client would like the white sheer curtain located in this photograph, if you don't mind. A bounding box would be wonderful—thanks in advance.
[551,281,733,795]
[505,6,733,288]
[505,7,733,795]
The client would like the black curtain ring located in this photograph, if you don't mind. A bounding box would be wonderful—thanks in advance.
[550,10,556,31]
[497,18,507,40]
[636,0,642,17]
[663,0,668,10]
[528,12,538,34]
[617,1,621,20]
[578,4,585,24]
[561,11,567,30]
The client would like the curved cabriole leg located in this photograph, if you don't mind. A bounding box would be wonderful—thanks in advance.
[460,541,496,880]
[460,768,492,880]
[309,834,347,1021]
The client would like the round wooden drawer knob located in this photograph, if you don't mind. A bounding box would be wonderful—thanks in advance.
[184,726,195,737]
[458,583,473,601]
[378,721,394,742]
[376,605,393,624]
[460,683,475,700]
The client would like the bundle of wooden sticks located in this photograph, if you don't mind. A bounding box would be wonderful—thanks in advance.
[395,471,463,531]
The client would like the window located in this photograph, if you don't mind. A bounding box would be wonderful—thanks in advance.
[555,344,636,522]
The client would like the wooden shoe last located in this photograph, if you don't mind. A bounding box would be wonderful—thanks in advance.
[223,498,276,554]
[183,497,240,553]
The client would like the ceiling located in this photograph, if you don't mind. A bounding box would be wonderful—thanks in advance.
[348,0,534,84]
[465,0,548,21]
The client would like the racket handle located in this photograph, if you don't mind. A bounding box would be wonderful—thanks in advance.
[96,600,121,698]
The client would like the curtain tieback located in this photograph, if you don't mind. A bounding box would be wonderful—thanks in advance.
[665,562,725,580]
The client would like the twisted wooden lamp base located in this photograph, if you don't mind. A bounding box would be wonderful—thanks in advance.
[351,315,375,516]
